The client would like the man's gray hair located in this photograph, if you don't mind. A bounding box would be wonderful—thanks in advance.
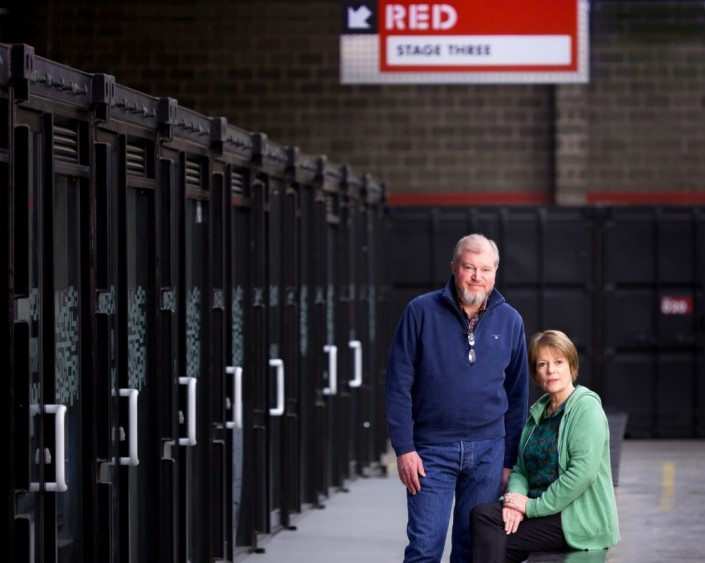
[452,233,500,268]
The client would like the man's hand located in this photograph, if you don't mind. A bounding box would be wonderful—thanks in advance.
[396,451,426,494]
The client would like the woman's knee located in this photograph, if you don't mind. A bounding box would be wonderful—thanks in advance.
[470,501,500,528]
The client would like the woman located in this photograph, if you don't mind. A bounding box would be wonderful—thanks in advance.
[471,329,620,562]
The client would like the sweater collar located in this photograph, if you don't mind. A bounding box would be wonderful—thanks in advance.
[528,385,599,423]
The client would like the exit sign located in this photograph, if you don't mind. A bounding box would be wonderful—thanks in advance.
[341,1,589,84]
[660,295,693,315]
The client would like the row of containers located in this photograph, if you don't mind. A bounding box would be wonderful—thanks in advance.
[390,206,705,440]
[1,44,392,562]
[5,40,705,563]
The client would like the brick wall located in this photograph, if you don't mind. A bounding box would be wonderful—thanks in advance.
[3,0,705,204]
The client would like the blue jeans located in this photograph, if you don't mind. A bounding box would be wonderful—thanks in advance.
[404,438,505,563]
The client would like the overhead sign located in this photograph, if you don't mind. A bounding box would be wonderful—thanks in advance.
[340,1,589,84]
[660,295,693,316]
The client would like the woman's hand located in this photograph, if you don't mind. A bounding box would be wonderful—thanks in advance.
[502,506,524,534]
[503,492,528,515]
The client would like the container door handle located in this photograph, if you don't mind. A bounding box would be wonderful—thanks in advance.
[225,366,243,429]
[268,359,284,416]
[323,344,338,395]
[30,404,68,492]
[348,340,362,388]
[119,389,139,466]
[179,377,197,446]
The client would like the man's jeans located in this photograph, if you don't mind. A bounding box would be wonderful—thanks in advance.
[403,438,504,563]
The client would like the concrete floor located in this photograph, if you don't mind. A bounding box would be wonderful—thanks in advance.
[606,440,705,562]
[240,440,705,563]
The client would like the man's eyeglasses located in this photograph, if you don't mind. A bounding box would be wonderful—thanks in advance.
[467,331,476,364]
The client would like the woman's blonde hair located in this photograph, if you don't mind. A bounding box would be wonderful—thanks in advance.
[527,329,579,385]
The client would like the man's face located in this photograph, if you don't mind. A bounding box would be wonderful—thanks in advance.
[452,247,497,306]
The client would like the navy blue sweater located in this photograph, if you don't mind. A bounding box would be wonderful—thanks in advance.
[385,277,529,468]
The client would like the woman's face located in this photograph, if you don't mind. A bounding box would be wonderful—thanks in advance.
[535,346,574,401]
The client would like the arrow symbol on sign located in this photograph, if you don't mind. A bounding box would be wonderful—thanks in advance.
[348,5,372,30]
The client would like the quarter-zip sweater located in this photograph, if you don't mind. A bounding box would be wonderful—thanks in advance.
[507,386,621,550]
[385,277,529,468]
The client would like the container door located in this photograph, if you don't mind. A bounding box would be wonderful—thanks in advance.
[179,154,211,562]
[13,111,91,562]
[265,176,301,530]
[266,176,285,531]
[353,200,373,472]
[91,134,120,563]
[298,183,324,507]
[156,152,180,561]
[209,169,228,561]
[307,185,338,500]
[250,178,270,544]
[119,135,163,562]
[91,127,168,563]
[226,166,257,558]
[334,193,355,485]
[3,91,17,556]
[280,182,301,525]
[370,201,391,466]
[601,207,705,437]
[323,189,342,491]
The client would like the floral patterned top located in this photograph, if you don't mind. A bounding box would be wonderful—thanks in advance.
[524,402,566,499]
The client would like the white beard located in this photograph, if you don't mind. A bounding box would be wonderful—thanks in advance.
[459,288,487,306]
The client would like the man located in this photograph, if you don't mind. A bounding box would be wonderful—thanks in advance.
[385,233,529,562]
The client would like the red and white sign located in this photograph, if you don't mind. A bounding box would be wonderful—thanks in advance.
[660,295,693,315]
[340,0,589,84]
[380,1,579,72]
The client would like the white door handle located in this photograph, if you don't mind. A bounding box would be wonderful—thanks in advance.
[225,366,243,429]
[268,359,284,416]
[119,389,139,466]
[323,345,338,395]
[348,340,362,388]
[179,377,197,446]
[30,404,68,492]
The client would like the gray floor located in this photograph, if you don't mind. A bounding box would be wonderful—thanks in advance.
[240,440,705,563]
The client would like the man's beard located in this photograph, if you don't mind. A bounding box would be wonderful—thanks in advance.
[459,287,487,306]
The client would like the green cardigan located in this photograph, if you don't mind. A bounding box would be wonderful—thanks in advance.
[507,385,621,550]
